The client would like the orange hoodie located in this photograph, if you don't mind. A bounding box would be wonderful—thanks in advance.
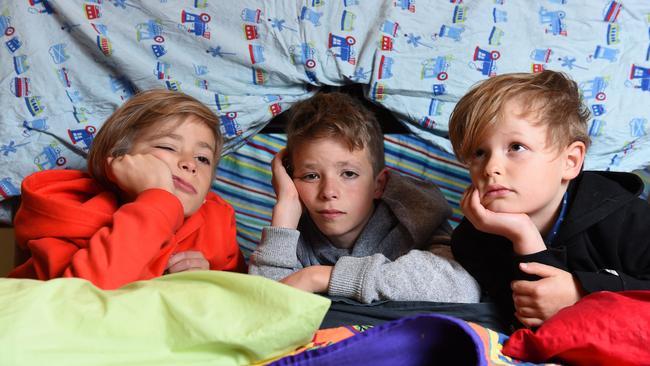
[9,170,246,289]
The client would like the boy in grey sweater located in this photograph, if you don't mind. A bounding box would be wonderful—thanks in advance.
[248,92,480,304]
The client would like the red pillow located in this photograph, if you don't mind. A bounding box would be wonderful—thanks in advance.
[502,291,650,365]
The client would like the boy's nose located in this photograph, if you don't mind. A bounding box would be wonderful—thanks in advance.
[484,156,502,177]
[319,179,339,200]
[179,159,197,174]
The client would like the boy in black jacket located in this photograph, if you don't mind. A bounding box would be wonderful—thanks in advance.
[448,70,650,330]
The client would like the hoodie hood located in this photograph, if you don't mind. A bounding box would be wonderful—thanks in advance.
[556,170,644,243]
[381,170,452,247]
[14,170,118,246]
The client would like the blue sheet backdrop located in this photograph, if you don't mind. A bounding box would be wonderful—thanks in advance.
[0,0,649,224]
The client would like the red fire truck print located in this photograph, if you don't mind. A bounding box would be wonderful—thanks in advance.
[269,103,281,116]
[85,3,102,20]
[243,24,259,40]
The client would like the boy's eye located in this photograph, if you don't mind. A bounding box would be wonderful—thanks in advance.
[341,170,359,179]
[510,143,527,152]
[472,149,485,159]
[155,145,174,151]
[197,156,211,165]
[300,173,319,181]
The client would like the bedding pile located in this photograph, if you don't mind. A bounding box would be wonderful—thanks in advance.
[0,271,331,366]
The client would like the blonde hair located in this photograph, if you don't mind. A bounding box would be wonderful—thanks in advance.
[285,92,385,175]
[87,89,222,191]
[448,70,591,164]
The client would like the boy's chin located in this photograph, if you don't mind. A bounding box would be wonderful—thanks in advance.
[482,201,518,214]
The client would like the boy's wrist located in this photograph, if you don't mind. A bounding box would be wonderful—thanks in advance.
[310,265,333,293]
[271,202,300,228]
[511,225,546,255]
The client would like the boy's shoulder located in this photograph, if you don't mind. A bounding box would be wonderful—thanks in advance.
[565,170,646,225]
[201,191,235,215]
[574,170,644,198]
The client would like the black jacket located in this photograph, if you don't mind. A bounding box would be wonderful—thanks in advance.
[451,171,650,326]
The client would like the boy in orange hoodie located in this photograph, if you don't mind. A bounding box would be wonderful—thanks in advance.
[10,90,246,289]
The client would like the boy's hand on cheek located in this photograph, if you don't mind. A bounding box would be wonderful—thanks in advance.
[280,265,333,293]
[107,154,174,197]
[461,185,545,255]
[511,262,584,328]
[271,149,302,228]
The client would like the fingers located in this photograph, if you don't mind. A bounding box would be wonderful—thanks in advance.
[515,313,543,328]
[460,185,473,211]
[271,149,295,194]
[512,285,535,305]
[512,279,531,294]
[109,153,173,195]
[518,262,561,278]
[166,251,209,273]
[271,149,290,175]
[167,259,209,273]
[460,185,483,221]
[513,290,545,328]
[271,149,285,171]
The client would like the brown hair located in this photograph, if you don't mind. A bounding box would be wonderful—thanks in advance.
[87,89,223,191]
[285,92,385,175]
[448,70,591,164]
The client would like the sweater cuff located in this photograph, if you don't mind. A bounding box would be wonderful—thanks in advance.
[135,189,184,232]
[258,226,301,258]
[328,256,369,300]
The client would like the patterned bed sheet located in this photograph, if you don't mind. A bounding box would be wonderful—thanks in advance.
[1,1,649,224]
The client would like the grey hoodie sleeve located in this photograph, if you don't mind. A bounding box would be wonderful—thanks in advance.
[327,244,481,304]
[248,226,303,280]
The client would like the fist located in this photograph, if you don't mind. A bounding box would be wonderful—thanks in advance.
[107,154,174,198]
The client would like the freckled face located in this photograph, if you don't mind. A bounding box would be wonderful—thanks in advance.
[291,138,383,248]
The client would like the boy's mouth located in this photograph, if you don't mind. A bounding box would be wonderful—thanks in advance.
[483,184,512,198]
[317,209,344,220]
[172,175,197,194]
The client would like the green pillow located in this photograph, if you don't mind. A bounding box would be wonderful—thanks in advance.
[0,271,330,366]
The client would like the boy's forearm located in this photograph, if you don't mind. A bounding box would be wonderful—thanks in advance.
[510,221,547,255]
[271,201,301,228]
[247,226,302,280]
[328,250,481,304]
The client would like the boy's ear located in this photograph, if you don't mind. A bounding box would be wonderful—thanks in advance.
[373,168,389,199]
[563,141,586,181]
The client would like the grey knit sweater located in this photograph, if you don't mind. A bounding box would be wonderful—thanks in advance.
[248,170,480,304]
